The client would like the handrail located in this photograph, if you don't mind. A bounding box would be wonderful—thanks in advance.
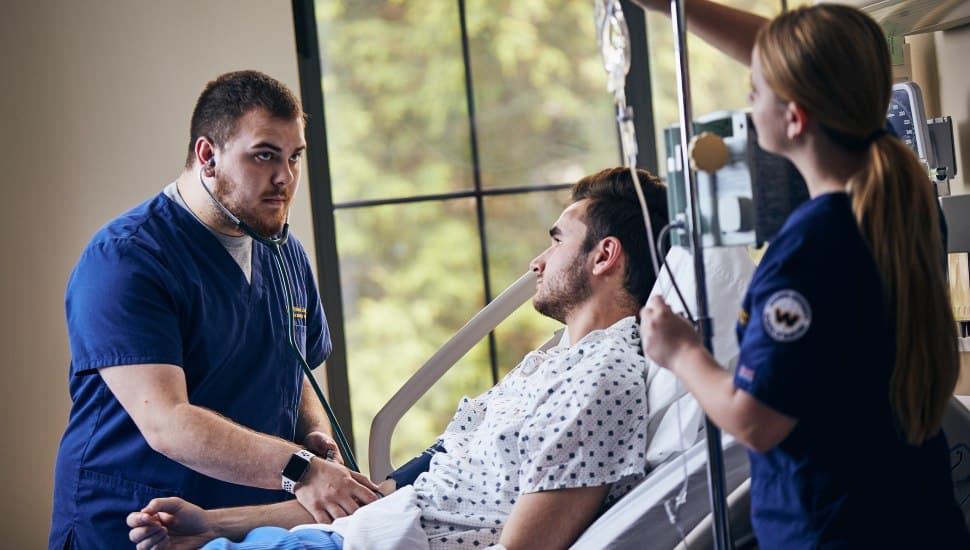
[368,271,539,479]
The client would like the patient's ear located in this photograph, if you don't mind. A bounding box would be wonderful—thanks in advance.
[591,236,623,276]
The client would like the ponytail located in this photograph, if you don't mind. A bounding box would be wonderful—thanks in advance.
[849,135,959,444]
[755,4,959,443]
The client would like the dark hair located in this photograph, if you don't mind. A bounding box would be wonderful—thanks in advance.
[184,70,305,168]
[571,167,669,305]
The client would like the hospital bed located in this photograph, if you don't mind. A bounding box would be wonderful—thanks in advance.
[368,261,754,548]
[369,266,970,548]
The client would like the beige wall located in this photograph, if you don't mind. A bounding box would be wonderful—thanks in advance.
[0,1,314,546]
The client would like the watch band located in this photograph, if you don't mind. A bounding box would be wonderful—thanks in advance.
[281,449,315,494]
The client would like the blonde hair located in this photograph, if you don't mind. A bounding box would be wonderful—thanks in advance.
[755,5,958,444]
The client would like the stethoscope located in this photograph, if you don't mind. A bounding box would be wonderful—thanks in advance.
[199,163,359,472]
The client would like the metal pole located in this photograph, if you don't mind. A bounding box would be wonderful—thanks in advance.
[669,1,732,548]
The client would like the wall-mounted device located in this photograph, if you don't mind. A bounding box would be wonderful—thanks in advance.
[888,81,957,196]
[888,82,932,165]
[664,110,808,249]
[665,83,958,248]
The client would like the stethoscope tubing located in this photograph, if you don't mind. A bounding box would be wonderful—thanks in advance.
[200,168,360,471]
[269,241,360,472]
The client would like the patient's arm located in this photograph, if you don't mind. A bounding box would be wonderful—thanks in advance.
[127,497,313,550]
[498,485,610,550]
[377,478,397,496]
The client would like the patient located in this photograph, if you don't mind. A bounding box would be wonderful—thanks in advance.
[129,167,672,550]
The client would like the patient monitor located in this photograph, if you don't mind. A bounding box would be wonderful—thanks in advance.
[889,81,958,196]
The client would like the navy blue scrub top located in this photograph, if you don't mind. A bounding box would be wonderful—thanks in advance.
[50,193,331,549]
[733,192,967,549]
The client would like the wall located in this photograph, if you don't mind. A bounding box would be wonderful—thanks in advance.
[0,1,313,546]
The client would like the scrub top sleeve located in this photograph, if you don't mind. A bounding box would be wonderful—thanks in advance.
[734,264,820,420]
[66,240,184,375]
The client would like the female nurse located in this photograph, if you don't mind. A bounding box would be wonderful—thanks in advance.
[634,1,969,547]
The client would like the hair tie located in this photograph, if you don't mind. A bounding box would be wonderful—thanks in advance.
[867,128,887,144]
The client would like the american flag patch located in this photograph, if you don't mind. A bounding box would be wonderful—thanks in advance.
[737,365,755,383]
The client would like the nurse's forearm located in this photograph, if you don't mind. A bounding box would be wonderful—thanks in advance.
[102,362,378,523]
[101,363,302,490]
[152,403,380,521]
[154,402,307,490]
[667,345,736,425]
[668,345,795,451]
[632,0,767,65]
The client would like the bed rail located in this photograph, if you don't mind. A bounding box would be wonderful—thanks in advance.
[368,271,540,479]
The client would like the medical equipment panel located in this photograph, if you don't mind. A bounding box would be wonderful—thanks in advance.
[664,110,808,248]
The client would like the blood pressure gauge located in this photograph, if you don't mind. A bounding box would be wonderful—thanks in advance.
[886,82,933,167]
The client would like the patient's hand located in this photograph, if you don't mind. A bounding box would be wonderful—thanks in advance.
[127,497,215,550]
[376,478,397,497]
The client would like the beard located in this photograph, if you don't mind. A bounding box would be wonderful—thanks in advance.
[213,177,289,238]
[533,252,592,323]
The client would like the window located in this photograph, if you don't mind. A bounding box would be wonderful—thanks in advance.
[303,0,625,471]
[296,0,805,472]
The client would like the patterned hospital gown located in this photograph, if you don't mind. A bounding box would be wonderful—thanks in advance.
[413,316,648,549]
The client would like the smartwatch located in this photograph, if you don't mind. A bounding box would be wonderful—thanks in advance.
[281,449,315,494]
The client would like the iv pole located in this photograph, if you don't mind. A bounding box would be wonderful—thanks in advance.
[596,1,732,547]
[668,0,733,546]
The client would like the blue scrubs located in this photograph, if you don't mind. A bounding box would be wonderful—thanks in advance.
[49,193,331,549]
[734,192,967,548]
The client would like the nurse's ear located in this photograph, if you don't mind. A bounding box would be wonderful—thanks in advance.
[194,137,218,176]
[784,101,811,141]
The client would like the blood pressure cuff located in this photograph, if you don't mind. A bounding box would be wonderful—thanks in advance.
[387,441,446,487]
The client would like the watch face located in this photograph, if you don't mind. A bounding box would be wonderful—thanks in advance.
[282,453,311,482]
[887,88,918,154]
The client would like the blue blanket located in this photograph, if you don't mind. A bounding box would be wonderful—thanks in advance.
[202,526,343,549]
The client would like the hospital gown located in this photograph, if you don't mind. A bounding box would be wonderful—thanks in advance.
[415,316,648,549]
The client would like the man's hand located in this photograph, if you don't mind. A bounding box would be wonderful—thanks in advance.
[639,295,701,370]
[127,497,216,550]
[303,431,342,464]
[294,458,380,523]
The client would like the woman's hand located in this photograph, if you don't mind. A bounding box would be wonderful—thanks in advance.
[639,295,702,370]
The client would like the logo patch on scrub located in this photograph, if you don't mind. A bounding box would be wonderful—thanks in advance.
[762,289,811,342]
